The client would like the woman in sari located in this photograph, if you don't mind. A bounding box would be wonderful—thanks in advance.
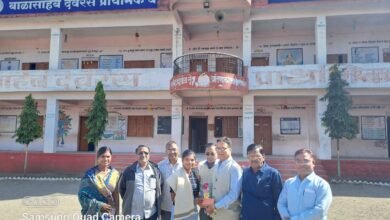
[167,149,201,220]
[78,146,121,219]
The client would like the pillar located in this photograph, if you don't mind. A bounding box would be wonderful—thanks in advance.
[43,97,59,153]
[49,27,62,70]
[243,94,255,157]
[316,95,331,159]
[171,97,183,152]
[315,16,327,65]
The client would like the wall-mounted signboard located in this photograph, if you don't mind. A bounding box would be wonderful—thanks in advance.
[0,0,158,15]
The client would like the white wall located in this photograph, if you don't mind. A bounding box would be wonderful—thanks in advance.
[253,97,319,156]
[0,32,172,68]
[183,32,243,58]
[0,106,45,151]
[332,96,390,158]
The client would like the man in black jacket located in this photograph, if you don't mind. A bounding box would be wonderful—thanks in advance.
[119,145,163,220]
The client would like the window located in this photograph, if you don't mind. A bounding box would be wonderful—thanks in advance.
[157,116,184,135]
[214,116,239,138]
[127,116,154,137]
[327,54,348,64]
[157,116,171,134]
[22,62,49,70]
[383,48,390,63]
[352,116,360,134]
[124,60,155,68]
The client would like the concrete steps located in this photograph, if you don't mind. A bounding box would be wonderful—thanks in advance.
[111,154,329,181]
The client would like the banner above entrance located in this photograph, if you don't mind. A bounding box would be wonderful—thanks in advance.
[0,0,158,15]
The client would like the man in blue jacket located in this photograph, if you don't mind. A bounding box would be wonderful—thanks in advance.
[241,144,283,220]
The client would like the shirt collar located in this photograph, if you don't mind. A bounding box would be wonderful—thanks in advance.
[205,161,216,169]
[219,156,233,166]
[297,171,316,182]
[250,162,267,174]
[136,162,151,171]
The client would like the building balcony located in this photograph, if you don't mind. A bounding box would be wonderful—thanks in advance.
[0,68,173,92]
[170,53,248,97]
[249,63,390,90]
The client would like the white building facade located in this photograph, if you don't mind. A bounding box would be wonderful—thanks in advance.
[0,0,390,160]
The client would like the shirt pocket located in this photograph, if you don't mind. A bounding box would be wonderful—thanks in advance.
[303,188,316,208]
[149,176,157,189]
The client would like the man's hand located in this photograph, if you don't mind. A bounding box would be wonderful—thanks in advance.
[100,203,112,213]
[205,203,215,215]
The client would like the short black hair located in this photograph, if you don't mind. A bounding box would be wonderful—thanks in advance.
[135,145,150,154]
[97,146,112,158]
[165,140,177,150]
[216,136,232,148]
[294,148,316,162]
[205,143,216,150]
[246,144,264,155]
[182,149,196,159]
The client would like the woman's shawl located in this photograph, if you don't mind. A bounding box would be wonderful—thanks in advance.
[78,166,120,217]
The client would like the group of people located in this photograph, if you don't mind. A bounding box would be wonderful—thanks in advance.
[78,137,333,220]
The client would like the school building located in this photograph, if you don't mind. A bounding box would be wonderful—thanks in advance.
[0,0,390,178]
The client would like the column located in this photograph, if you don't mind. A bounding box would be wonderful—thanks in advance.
[171,97,183,152]
[242,94,254,157]
[43,97,59,153]
[315,16,327,65]
[49,27,62,70]
[316,95,331,159]
[172,23,183,64]
[243,19,252,67]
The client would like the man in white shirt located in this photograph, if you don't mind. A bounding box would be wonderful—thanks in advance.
[205,137,243,220]
[120,145,162,220]
[158,141,182,220]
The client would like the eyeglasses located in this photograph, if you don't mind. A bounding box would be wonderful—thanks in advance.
[138,151,149,156]
[216,147,228,151]
[206,153,215,156]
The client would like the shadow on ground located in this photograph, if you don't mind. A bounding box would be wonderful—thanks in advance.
[0,180,79,201]
[331,183,390,198]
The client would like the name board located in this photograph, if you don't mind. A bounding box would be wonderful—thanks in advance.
[0,0,158,15]
[269,0,315,3]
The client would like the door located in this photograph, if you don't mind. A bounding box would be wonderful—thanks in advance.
[190,59,208,72]
[189,117,208,153]
[387,117,390,158]
[254,116,272,155]
[78,116,95,152]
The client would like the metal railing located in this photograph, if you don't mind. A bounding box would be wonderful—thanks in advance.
[173,52,244,76]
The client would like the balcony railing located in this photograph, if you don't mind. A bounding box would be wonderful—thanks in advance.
[173,52,244,76]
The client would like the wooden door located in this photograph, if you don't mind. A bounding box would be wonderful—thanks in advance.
[254,116,272,155]
[190,59,208,72]
[251,57,269,66]
[78,116,92,152]
[82,61,99,69]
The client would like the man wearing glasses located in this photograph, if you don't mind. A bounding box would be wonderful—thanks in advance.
[277,148,332,220]
[241,144,283,220]
[158,141,183,220]
[119,145,163,220]
[205,137,243,220]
